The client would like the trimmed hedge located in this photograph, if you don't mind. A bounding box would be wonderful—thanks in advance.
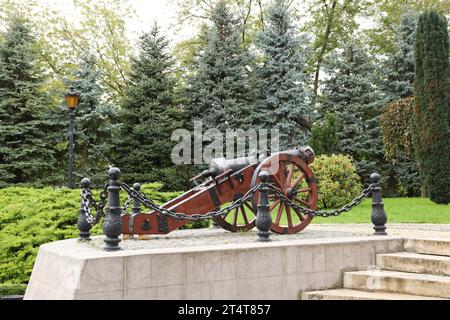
[0,284,27,296]
[310,154,362,209]
[0,183,186,285]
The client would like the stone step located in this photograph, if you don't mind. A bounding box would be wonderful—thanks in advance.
[377,252,450,276]
[404,238,450,256]
[301,288,447,300]
[344,270,450,299]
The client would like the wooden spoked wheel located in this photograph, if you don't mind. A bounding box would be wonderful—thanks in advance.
[213,193,256,232]
[250,153,318,234]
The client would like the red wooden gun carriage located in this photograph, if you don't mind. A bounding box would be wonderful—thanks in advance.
[121,146,318,236]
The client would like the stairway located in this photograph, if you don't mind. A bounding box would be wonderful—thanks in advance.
[302,238,450,300]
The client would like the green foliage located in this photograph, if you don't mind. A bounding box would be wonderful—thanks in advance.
[114,24,186,189]
[0,283,27,296]
[309,154,362,209]
[255,0,312,149]
[380,97,414,161]
[0,17,58,187]
[185,1,257,131]
[0,184,181,284]
[320,41,385,184]
[413,10,450,204]
[366,0,450,55]
[383,10,417,101]
[309,113,341,155]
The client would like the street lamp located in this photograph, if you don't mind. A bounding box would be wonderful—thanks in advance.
[65,86,79,189]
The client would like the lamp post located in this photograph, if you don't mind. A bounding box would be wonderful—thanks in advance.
[65,86,79,189]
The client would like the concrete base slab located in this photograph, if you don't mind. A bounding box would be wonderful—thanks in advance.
[24,234,404,300]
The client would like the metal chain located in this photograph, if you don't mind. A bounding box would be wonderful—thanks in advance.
[266,184,375,217]
[80,182,108,225]
[119,182,261,221]
[121,196,132,214]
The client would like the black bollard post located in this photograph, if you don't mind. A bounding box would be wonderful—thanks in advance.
[256,171,272,242]
[77,178,92,241]
[103,167,122,251]
[370,173,388,235]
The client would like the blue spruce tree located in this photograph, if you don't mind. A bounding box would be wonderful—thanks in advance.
[255,0,311,149]
[321,41,385,183]
[185,1,257,132]
[381,11,421,196]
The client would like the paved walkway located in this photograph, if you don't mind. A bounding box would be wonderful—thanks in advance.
[88,223,450,250]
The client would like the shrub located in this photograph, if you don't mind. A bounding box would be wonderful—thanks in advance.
[0,284,27,296]
[310,154,362,209]
[0,184,183,285]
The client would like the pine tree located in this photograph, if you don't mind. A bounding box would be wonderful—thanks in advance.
[309,112,341,155]
[381,10,421,196]
[114,24,185,188]
[58,56,118,184]
[255,0,311,149]
[321,42,385,183]
[0,17,57,187]
[413,10,450,204]
[384,10,418,101]
[185,1,256,132]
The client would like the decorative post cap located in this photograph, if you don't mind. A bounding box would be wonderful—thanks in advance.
[370,173,380,184]
[108,167,121,180]
[133,183,141,191]
[80,178,91,188]
[259,171,269,183]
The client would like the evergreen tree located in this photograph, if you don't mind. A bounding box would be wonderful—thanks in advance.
[185,1,256,132]
[321,42,385,183]
[308,112,341,155]
[0,17,57,187]
[54,56,118,184]
[381,11,421,196]
[255,0,311,149]
[114,24,185,188]
[384,10,418,101]
[413,10,450,204]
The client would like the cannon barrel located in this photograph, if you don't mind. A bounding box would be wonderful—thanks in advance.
[199,146,315,180]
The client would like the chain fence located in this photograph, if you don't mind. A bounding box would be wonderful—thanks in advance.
[80,180,375,226]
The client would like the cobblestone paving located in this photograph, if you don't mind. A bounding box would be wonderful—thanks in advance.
[88,223,450,250]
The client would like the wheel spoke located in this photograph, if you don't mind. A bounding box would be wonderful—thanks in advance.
[243,202,255,215]
[285,206,293,228]
[240,206,249,225]
[233,208,238,226]
[269,199,281,212]
[291,172,305,189]
[275,203,284,225]
[297,187,311,193]
[293,206,305,221]
[271,173,283,189]
[294,197,309,207]
[285,163,294,188]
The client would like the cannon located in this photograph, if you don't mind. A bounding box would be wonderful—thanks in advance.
[121,146,318,236]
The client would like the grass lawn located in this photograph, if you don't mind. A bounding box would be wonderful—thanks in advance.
[222,197,450,226]
[312,197,450,224]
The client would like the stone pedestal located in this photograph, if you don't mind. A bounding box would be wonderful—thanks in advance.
[24,233,404,300]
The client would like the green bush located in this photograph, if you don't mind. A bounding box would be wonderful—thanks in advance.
[310,154,362,209]
[0,183,183,285]
[0,284,27,296]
